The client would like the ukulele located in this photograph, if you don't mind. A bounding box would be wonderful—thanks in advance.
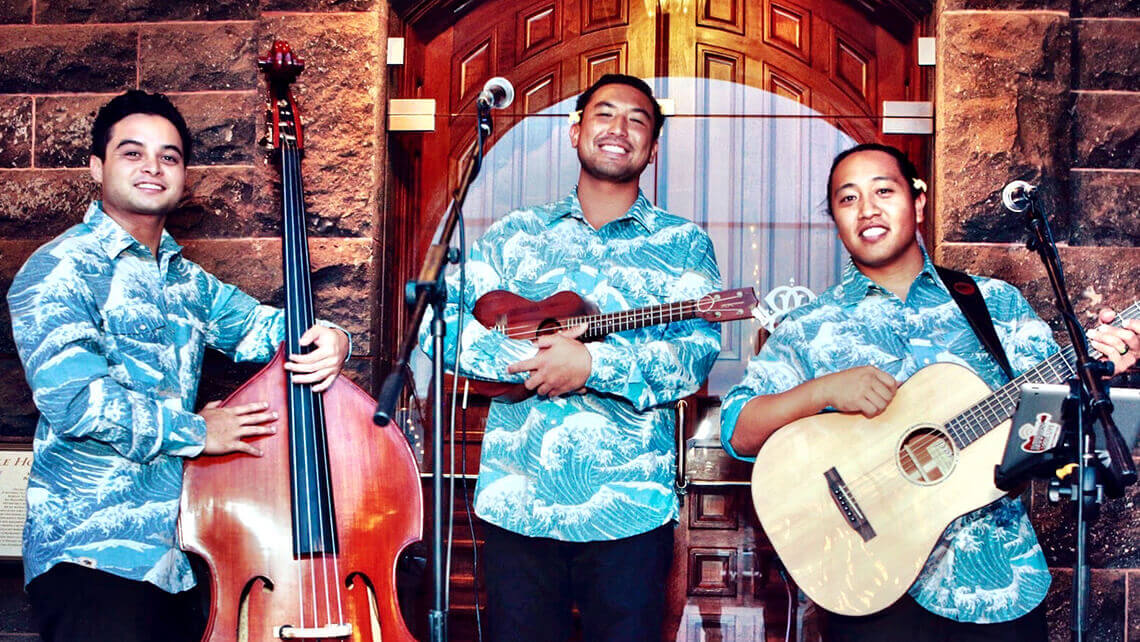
[466,287,759,401]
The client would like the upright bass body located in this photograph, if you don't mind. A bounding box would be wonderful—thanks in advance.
[180,349,422,641]
[179,40,422,642]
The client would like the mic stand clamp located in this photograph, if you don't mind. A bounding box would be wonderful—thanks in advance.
[1046,378,1106,642]
[374,100,494,642]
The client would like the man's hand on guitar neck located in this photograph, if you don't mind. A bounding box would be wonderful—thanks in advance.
[1086,308,1140,375]
[507,323,592,398]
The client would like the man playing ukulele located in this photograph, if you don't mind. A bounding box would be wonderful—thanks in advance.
[421,74,722,641]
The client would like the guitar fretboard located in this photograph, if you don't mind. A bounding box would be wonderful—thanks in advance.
[947,301,1140,449]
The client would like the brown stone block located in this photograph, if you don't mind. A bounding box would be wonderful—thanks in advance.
[167,166,275,239]
[0,239,44,355]
[0,25,136,94]
[1070,170,1140,246]
[0,169,97,240]
[1074,92,1140,169]
[1032,456,1140,569]
[180,237,374,355]
[1044,569,1124,641]
[263,0,374,10]
[0,96,31,168]
[36,0,256,23]
[942,0,1065,9]
[936,244,1140,332]
[1076,20,1140,91]
[169,92,259,166]
[0,0,32,24]
[34,94,108,169]
[936,13,1071,244]
[256,14,380,236]
[140,23,259,93]
[172,164,367,240]
[1078,0,1140,17]
[0,359,35,439]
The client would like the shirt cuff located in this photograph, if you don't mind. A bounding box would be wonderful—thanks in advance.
[718,397,755,462]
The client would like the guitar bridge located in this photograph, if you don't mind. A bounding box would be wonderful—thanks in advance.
[824,467,876,542]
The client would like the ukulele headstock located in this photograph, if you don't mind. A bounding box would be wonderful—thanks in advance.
[696,288,760,323]
[259,40,305,153]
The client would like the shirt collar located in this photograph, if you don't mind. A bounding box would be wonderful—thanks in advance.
[837,245,942,306]
[544,187,655,233]
[84,201,183,261]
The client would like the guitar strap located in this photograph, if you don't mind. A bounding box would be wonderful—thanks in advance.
[934,265,1016,382]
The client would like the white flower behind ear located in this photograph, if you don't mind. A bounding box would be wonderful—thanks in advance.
[567,110,582,125]
[911,177,928,193]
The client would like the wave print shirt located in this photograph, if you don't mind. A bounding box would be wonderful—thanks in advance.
[421,189,722,542]
[720,253,1057,623]
[9,202,287,593]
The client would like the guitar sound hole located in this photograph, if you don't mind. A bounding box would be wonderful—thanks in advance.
[896,425,957,486]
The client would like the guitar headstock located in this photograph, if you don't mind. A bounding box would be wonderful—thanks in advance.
[259,40,305,153]
[696,288,760,323]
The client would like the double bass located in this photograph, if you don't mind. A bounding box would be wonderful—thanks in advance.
[180,41,423,641]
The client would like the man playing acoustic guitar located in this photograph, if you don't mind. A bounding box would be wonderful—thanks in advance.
[720,143,1140,640]
[420,74,722,641]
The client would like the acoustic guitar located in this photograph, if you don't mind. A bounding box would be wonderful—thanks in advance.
[467,287,759,401]
[750,301,1140,616]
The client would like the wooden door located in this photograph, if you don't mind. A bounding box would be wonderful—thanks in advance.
[385,0,930,638]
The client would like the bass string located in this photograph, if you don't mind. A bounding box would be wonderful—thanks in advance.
[283,145,347,628]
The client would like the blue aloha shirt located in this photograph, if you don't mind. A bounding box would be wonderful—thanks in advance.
[7,201,341,593]
[721,251,1056,624]
[421,189,722,541]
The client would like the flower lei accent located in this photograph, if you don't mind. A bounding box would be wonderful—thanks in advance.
[567,110,582,125]
[911,177,927,193]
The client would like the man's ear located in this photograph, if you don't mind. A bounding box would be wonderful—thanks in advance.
[915,192,926,225]
[648,139,659,165]
[569,122,580,149]
[89,156,103,184]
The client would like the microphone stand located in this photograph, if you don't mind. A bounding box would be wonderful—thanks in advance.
[1022,191,1136,642]
[374,100,494,642]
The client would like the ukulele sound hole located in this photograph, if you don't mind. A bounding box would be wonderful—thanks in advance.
[896,425,957,486]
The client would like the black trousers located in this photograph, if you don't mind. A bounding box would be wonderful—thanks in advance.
[826,593,1049,642]
[26,562,206,642]
[481,521,675,642]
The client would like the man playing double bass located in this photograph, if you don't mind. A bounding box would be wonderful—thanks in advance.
[721,143,1140,640]
[421,74,722,641]
[8,90,350,642]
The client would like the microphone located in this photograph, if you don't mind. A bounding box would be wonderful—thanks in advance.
[477,77,515,110]
[1001,180,1037,213]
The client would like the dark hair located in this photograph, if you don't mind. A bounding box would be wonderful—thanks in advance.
[825,142,921,218]
[574,74,665,141]
[91,90,193,164]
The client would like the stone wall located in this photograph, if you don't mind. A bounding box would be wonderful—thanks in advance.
[935,1,1140,639]
[0,1,388,637]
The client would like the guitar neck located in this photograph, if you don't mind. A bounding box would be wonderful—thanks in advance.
[948,300,1140,449]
